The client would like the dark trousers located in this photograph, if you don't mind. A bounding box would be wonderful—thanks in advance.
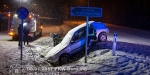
[88,36,96,49]
[88,36,93,46]
[88,36,96,47]
[24,34,29,45]
[18,36,21,46]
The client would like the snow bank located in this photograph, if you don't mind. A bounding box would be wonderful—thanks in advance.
[1,36,150,75]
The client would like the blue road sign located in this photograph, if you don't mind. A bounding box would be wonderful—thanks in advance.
[17,7,29,19]
[71,7,102,17]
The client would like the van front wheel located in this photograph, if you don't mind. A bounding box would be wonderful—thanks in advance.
[59,54,70,65]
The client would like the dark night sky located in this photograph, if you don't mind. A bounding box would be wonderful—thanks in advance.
[0,0,150,30]
[1,0,149,16]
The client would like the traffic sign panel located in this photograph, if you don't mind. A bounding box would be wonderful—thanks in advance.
[17,7,29,19]
[71,7,102,17]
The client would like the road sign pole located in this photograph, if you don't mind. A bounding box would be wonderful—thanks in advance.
[16,7,28,74]
[85,16,89,63]
[20,19,23,75]
[21,19,23,62]
[85,0,90,63]
[17,7,29,66]
[88,0,90,7]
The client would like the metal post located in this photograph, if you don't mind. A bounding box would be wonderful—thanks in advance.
[112,33,117,56]
[88,0,90,7]
[85,0,90,63]
[85,16,89,63]
[20,19,24,75]
[21,19,23,62]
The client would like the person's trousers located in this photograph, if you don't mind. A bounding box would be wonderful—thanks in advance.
[24,34,29,45]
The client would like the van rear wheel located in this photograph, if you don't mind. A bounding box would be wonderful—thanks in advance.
[98,33,107,42]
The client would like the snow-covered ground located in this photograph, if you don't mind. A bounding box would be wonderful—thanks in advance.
[0,22,150,75]
[0,36,150,75]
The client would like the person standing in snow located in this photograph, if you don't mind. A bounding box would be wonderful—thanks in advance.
[23,25,30,45]
[53,33,62,46]
[88,25,97,48]
[18,24,23,46]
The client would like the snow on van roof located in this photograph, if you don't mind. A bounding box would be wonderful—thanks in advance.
[61,21,94,46]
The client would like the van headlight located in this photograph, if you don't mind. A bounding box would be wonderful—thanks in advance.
[8,32,14,36]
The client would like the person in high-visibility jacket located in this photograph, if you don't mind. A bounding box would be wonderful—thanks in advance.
[53,33,62,46]
[88,25,97,47]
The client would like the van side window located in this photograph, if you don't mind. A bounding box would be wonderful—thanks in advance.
[78,29,85,38]
[72,27,86,42]
[72,32,79,42]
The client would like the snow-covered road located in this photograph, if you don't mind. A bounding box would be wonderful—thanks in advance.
[107,23,150,46]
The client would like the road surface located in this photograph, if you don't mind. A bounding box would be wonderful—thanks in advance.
[106,23,150,46]
[0,20,150,46]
